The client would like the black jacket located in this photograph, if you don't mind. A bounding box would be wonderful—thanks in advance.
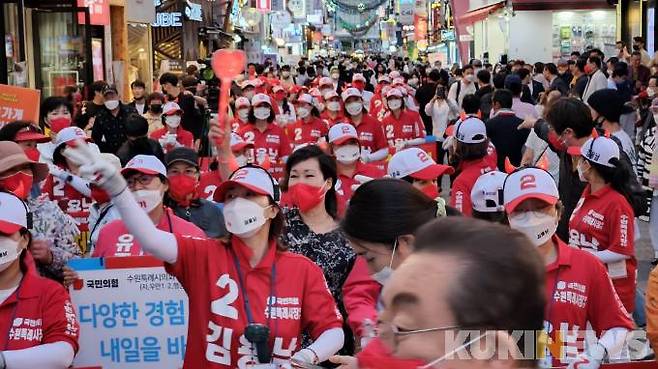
[485,111,530,171]
[167,93,204,140]
[415,81,437,135]
[169,199,227,239]
[475,85,494,121]
[522,80,544,104]
[115,137,166,166]
[549,77,570,96]
[91,103,137,154]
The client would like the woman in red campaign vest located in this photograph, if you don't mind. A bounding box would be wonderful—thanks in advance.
[447,117,495,217]
[288,94,328,148]
[92,154,205,257]
[63,140,344,369]
[380,87,426,152]
[238,93,292,181]
[503,167,633,368]
[232,97,251,133]
[320,91,344,128]
[567,136,637,315]
[0,191,79,368]
[340,88,388,164]
[42,126,99,254]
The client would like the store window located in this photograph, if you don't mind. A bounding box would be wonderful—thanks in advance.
[127,23,153,98]
[552,10,616,59]
[3,3,26,86]
[34,11,89,98]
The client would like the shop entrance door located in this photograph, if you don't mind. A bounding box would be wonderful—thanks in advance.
[32,6,92,98]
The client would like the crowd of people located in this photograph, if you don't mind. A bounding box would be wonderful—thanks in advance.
[0,40,658,369]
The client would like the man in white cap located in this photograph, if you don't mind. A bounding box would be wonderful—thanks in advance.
[504,167,633,369]
[470,170,507,223]
[92,155,204,257]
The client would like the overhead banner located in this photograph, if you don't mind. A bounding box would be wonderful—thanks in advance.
[0,84,40,127]
[69,257,189,369]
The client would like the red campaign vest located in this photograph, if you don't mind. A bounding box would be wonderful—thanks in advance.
[43,174,91,252]
[381,110,425,148]
[287,117,328,146]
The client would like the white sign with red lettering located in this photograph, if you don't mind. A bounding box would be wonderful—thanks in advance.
[256,0,271,13]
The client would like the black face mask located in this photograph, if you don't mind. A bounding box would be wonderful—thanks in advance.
[633,45,640,51]
[150,104,162,114]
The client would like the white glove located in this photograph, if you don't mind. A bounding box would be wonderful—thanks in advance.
[394,140,406,152]
[165,133,177,145]
[442,136,455,151]
[350,174,374,193]
[567,343,605,369]
[360,148,371,163]
[62,140,127,197]
[47,164,69,181]
[291,348,318,365]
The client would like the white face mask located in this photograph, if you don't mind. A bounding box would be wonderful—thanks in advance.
[465,74,475,83]
[370,239,397,285]
[244,91,255,100]
[331,73,340,80]
[223,197,270,239]
[165,115,181,128]
[408,78,419,88]
[321,88,333,96]
[104,99,120,110]
[419,332,486,369]
[346,102,363,116]
[297,107,310,119]
[254,107,271,120]
[388,99,402,110]
[577,161,589,182]
[281,71,290,78]
[132,189,163,213]
[0,237,21,272]
[238,109,249,120]
[334,144,360,164]
[327,101,341,112]
[508,211,557,247]
[235,154,248,167]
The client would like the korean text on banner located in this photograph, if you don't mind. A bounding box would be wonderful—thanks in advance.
[69,257,188,369]
[0,84,40,127]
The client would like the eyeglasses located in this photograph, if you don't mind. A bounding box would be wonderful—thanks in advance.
[126,174,158,187]
[377,322,460,338]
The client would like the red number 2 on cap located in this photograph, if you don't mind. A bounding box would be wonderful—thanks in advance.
[520,175,536,190]
[416,151,430,162]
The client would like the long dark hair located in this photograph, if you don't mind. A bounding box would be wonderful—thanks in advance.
[341,178,438,246]
[588,158,635,206]
[281,145,338,218]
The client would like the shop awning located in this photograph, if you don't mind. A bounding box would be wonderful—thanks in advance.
[511,0,614,11]
[458,1,506,25]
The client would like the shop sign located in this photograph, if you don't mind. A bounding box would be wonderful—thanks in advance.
[459,34,474,42]
[0,84,40,127]
[77,0,110,26]
[287,0,306,21]
[270,11,291,27]
[399,0,415,25]
[440,29,455,41]
[271,0,284,12]
[152,12,183,27]
[184,0,203,21]
[127,0,156,23]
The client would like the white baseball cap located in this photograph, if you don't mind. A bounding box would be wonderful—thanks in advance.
[341,87,362,101]
[235,96,251,109]
[297,94,314,105]
[251,93,272,106]
[567,136,620,168]
[392,77,405,86]
[0,192,28,234]
[471,171,507,213]
[388,148,454,180]
[230,132,254,152]
[377,75,391,84]
[272,85,285,93]
[324,90,339,100]
[309,88,322,98]
[389,71,401,79]
[121,155,167,177]
[352,73,366,82]
[319,77,334,87]
[241,79,259,89]
[503,167,559,213]
[385,88,404,99]
[328,123,359,145]
[54,126,91,148]
[163,101,182,116]
[454,117,487,144]
[214,166,277,202]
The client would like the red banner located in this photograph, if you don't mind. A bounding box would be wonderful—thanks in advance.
[77,0,110,26]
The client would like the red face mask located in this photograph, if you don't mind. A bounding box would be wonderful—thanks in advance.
[24,148,40,162]
[90,184,111,204]
[168,174,198,207]
[0,171,33,200]
[584,64,594,75]
[275,92,287,101]
[49,117,72,133]
[418,182,439,200]
[357,338,427,369]
[353,81,366,91]
[288,183,327,212]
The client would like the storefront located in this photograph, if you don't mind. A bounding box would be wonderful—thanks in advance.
[457,0,616,64]
[618,0,657,58]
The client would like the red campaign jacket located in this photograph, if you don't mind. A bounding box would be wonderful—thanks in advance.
[197,170,223,201]
[335,162,385,217]
[150,126,195,151]
[380,109,426,148]
[0,251,80,352]
[287,116,329,146]
[165,236,343,368]
[449,158,494,217]
[342,257,381,337]
[320,110,346,128]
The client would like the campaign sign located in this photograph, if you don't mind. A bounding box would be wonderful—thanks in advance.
[69,256,188,369]
[0,84,40,126]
